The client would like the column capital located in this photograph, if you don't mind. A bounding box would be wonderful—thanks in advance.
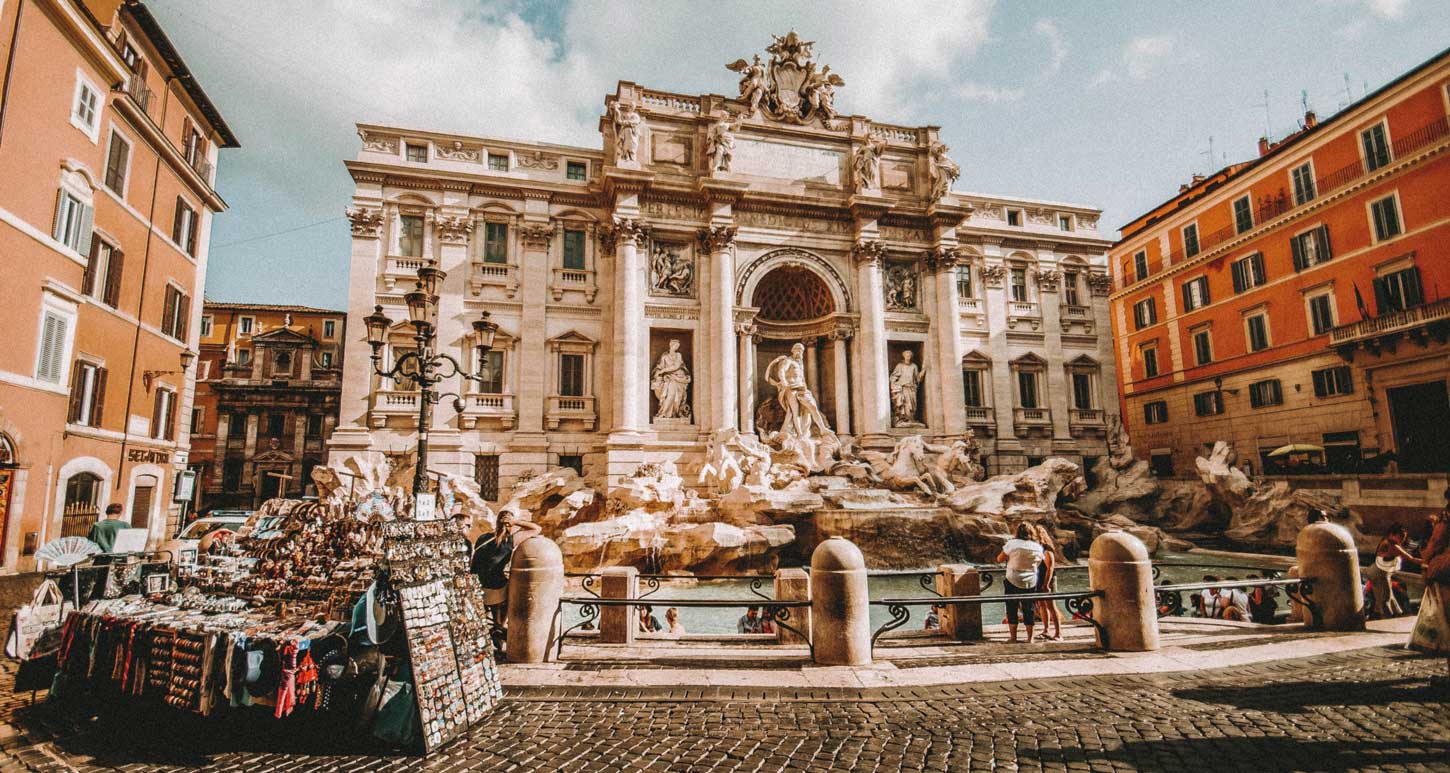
[828,324,854,342]
[346,206,383,238]
[602,217,651,250]
[852,239,887,265]
[1088,271,1113,296]
[697,225,737,252]
[436,215,474,245]
[734,321,760,342]
[520,221,553,249]
[980,263,1006,288]
[924,246,963,272]
[1035,268,1061,292]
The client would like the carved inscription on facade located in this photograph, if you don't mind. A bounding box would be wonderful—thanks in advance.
[737,209,852,234]
[644,200,707,222]
[731,138,844,186]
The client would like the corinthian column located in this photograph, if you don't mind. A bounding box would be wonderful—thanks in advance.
[930,246,967,436]
[830,326,852,435]
[852,240,890,439]
[607,219,650,435]
[699,225,738,433]
[737,322,757,434]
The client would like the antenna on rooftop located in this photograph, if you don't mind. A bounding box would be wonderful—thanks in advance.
[1253,89,1272,142]
[1200,136,1216,171]
[1340,73,1354,108]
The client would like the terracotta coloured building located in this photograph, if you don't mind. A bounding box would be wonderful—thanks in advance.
[190,302,345,511]
[1109,47,1450,483]
[0,0,236,570]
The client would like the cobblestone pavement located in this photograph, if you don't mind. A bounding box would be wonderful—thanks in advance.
[1,646,1447,772]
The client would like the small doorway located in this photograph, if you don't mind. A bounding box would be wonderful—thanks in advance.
[130,474,158,531]
[1388,381,1450,472]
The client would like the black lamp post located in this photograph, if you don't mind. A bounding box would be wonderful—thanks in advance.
[363,266,500,501]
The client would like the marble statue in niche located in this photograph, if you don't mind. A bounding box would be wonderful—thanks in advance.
[889,349,926,428]
[763,343,840,472]
[651,339,692,421]
[649,244,695,297]
[884,263,918,311]
[611,102,642,162]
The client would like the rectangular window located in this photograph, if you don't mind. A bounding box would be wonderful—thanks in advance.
[53,190,93,255]
[1133,298,1157,329]
[182,121,204,166]
[399,214,424,257]
[476,348,504,393]
[1058,215,1073,232]
[1361,123,1391,171]
[1290,225,1333,270]
[1143,401,1168,425]
[1232,195,1254,234]
[1017,371,1039,408]
[405,143,428,163]
[1181,276,1210,311]
[563,229,586,270]
[566,161,587,180]
[104,132,130,193]
[266,413,286,438]
[1142,345,1159,378]
[1182,223,1200,257]
[1308,293,1335,335]
[559,353,586,397]
[1370,195,1401,242]
[323,320,337,338]
[83,239,123,307]
[237,348,251,365]
[1071,372,1094,409]
[35,310,70,384]
[151,387,176,440]
[199,315,212,337]
[488,153,509,171]
[1312,365,1354,397]
[1249,379,1283,408]
[1193,329,1213,365]
[1375,266,1424,314]
[1133,250,1149,281]
[956,265,974,299]
[190,407,204,435]
[67,361,106,427]
[1009,268,1028,302]
[1193,391,1224,417]
[483,222,508,263]
[1245,313,1270,352]
[1006,209,1022,227]
[223,459,243,491]
[161,286,190,340]
[474,455,500,501]
[239,316,254,335]
[320,351,333,368]
[72,78,99,135]
[1291,162,1316,205]
[962,369,983,407]
[1231,253,1266,293]
[307,413,323,438]
[171,198,198,256]
[1062,271,1081,306]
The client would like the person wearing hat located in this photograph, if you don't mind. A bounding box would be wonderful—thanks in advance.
[470,509,541,640]
[87,504,129,553]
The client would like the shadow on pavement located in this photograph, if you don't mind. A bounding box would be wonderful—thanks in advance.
[1172,675,1448,713]
[1016,737,1450,773]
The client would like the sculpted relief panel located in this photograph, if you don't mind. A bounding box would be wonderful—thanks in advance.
[649,243,696,298]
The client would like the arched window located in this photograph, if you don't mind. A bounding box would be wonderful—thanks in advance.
[62,472,102,536]
[0,433,14,466]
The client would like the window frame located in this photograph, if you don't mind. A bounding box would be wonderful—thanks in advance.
[1290,224,1333,270]
[1057,214,1074,232]
[1143,400,1169,425]
[558,352,587,397]
[487,152,510,172]
[1248,378,1283,409]
[1290,160,1316,205]
[1368,192,1403,243]
[34,295,77,387]
[1311,365,1354,398]
[68,358,106,427]
[1181,222,1200,258]
[1243,308,1271,353]
[199,314,213,338]
[70,69,102,142]
[1182,275,1210,311]
[562,228,587,270]
[1006,208,1023,227]
[151,386,177,441]
[482,220,510,264]
[1016,369,1040,409]
[1232,194,1254,234]
[404,142,429,163]
[1132,250,1149,282]
[1008,266,1029,303]
[1191,325,1213,366]
[1133,297,1157,329]
[565,160,588,181]
[1192,390,1224,417]
[103,126,133,196]
[961,367,985,408]
[398,213,425,258]
[1359,120,1392,172]
[475,347,506,394]
[171,196,198,257]
[238,316,255,336]
[1140,342,1159,379]
[1304,286,1337,336]
[1231,252,1266,293]
[323,319,337,339]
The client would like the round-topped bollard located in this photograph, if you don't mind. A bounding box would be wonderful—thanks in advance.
[505,535,564,663]
[1295,521,1364,631]
[810,537,871,665]
[1087,531,1159,652]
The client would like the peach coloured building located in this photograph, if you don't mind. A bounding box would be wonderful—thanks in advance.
[190,301,345,512]
[0,0,236,570]
[1108,48,1450,504]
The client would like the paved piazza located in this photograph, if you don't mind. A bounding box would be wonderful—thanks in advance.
[0,646,1444,772]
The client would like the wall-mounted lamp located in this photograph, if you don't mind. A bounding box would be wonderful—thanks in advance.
[143,349,196,392]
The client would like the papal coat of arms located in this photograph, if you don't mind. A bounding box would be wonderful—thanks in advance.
[727,31,845,125]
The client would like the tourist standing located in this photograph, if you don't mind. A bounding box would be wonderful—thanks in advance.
[1410,499,1450,684]
[997,522,1045,643]
[87,504,129,553]
[1246,574,1279,624]
[470,510,541,642]
[1033,524,1062,641]
[1371,524,1419,618]
[737,606,763,633]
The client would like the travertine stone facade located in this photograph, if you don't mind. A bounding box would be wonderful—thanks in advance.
[329,38,1117,498]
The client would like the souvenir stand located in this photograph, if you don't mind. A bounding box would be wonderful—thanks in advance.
[49,474,503,753]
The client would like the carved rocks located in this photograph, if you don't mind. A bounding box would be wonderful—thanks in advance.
[726,31,844,125]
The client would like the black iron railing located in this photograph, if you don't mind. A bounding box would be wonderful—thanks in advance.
[567,572,776,601]
[869,589,1107,653]
[1152,577,1317,626]
[552,596,812,659]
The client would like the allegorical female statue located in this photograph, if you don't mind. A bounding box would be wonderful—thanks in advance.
[889,349,925,427]
[651,339,692,420]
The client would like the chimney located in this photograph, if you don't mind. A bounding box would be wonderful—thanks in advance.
[1304,110,1318,129]
[1179,183,1190,193]
[1191,173,1205,185]
[1257,136,1271,157]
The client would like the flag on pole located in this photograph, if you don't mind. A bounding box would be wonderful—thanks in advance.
[1353,282,1369,321]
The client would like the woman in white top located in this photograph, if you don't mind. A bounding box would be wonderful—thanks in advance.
[996,522,1045,643]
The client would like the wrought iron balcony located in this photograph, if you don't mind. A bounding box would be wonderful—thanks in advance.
[1330,297,1450,359]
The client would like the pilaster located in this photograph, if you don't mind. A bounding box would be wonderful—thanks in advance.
[851,236,890,442]
[928,245,967,436]
[516,218,552,438]
[699,217,738,435]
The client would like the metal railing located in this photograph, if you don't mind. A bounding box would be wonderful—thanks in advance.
[553,596,812,659]
[1329,296,1450,344]
[1152,577,1317,627]
[568,572,776,601]
[870,589,1107,653]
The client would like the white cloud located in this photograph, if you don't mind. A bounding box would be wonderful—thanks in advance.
[1034,19,1067,78]
[1367,0,1409,19]
[1091,34,1176,87]
[955,82,1025,103]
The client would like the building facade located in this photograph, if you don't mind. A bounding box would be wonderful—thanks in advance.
[1108,48,1450,479]
[190,302,345,511]
[330,35,1117,500]
[0,0,236,570]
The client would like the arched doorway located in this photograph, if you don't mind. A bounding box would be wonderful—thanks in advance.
[749,265,848,434]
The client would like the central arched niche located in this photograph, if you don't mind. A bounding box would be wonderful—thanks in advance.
[752,265,836,321]
[748,264,843,434]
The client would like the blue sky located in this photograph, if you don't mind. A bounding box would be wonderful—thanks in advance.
[151,0,1450,309]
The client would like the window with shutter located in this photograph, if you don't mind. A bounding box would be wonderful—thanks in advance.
[92,367,106,426]
[103,249,124,307]
[82,241,99,297]
[35,311,68,384]
[175,293,190,339]
[67,362,86,423]
[104,133,130,193]
[1370,195,1401,242]
[1231,260,1246,293]
[162,287,178,337]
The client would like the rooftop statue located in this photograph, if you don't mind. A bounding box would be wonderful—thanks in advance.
[727,31,845,125]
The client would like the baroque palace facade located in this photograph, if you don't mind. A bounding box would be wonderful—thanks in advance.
[329,34,1118,498]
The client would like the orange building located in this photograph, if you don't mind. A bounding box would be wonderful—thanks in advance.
[1109,47,1450,484]
[190,302,345,512]
[0,0,236,570]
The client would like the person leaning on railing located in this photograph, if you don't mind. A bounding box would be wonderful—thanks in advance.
[996,522,1045,643]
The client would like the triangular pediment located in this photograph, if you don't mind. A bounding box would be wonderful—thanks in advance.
[548,330,596,345]
[1067,354,1100,367]
[961,349,992,365]
[251,327,316,346]
[1011,351,1047,366]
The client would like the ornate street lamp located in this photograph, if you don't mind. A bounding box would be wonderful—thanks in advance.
[366,268,497,505]
[143,348,197,391]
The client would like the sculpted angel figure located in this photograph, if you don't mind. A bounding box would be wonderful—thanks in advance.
[928,141,961,202]
[706,114,743,172]
[801,64,844,120]
[611,102,642,162]
[852,135,887,190]
[651,339,692,420]
[726,55,769,116]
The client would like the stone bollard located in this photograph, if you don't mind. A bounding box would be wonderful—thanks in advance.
[1087,532,1159,652]
[1295,522,1364,631]
[598,566,638,644]
[505,536,564,663]
[935,564,982,641]
[810,537,871,665]
[773,567,811,645]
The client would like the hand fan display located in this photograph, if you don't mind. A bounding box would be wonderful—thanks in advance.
[34,536,102,567]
